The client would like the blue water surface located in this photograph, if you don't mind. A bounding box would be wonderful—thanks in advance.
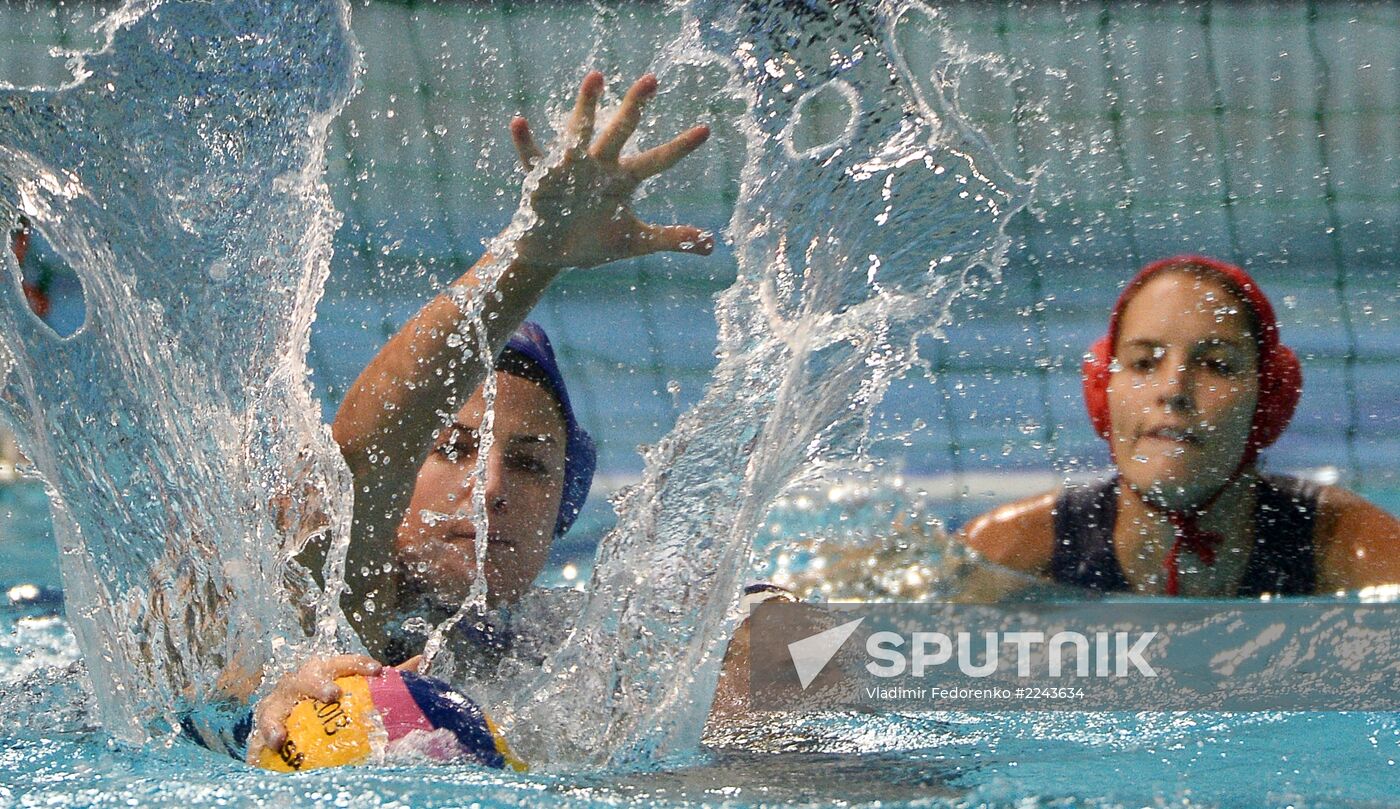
[4,481,1400,808]
[4,0,1400,803]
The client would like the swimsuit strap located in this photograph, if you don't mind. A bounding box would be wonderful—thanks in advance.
[1050,478,1130,592]
[1051,474,1320,596]
[1236,474,1320,596]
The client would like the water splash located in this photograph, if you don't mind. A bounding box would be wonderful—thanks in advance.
[0,0,1027,768]
[0,0,358,739]
[507,0,1029,768]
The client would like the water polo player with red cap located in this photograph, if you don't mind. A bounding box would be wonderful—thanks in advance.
[959,255,1400,597]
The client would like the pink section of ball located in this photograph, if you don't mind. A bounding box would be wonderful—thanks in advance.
[367,668,435,741]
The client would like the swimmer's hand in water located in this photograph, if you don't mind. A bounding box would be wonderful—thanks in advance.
[509,71,714,270]
[244,654,382,766]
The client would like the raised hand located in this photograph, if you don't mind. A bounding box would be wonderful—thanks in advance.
[509,71,714,270]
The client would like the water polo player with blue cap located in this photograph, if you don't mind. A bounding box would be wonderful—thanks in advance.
[243,71,735,768]
[384,321,598,650]
[244,321,592,773]
[957,255,1400,598]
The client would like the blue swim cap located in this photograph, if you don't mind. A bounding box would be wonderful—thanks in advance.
[499,322,595,538]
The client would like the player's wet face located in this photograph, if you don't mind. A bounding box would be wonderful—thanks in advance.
[1107,271,1260,509]
[395,372,567,609]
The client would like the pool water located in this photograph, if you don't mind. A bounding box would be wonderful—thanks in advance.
[4,0,1400,805]
[4,480,1400,808]
[6,708,1395,808]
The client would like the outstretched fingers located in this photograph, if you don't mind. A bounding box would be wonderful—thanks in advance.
[624,125,711,181]
[566,70,605,148]
[510,117,544,170]
[593,74,658,164]
[633,223,715,258]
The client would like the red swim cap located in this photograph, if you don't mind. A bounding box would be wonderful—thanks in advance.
[1081,255,1302,466]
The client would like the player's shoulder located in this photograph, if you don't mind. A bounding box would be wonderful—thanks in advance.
[957,490,1059,573]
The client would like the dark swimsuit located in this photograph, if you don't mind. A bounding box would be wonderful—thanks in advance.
[1050,475,1321,596]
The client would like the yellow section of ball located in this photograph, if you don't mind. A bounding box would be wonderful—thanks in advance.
[257,675,377,772]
